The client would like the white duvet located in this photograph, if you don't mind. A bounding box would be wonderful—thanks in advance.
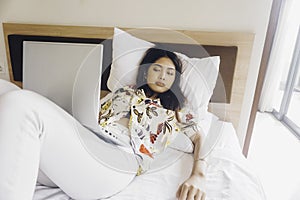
[0,79,266,200]
[33,115,266,200]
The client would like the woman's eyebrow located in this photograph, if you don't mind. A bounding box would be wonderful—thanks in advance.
[167,68,176,71]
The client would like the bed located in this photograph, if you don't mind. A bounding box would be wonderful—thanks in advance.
[2,23,266,200]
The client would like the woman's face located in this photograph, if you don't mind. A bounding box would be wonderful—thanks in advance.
[147,57,176,94]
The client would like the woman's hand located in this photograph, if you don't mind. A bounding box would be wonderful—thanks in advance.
[176,174,206,200]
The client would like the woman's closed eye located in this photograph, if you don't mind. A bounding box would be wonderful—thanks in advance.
[167,69,175,76]
[153,66,161,72]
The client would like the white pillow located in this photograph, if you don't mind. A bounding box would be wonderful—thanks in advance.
[178,52,220,115]
[107,27,220,115]
[107,28,154,90]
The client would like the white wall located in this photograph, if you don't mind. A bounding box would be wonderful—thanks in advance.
[0,0,273,147]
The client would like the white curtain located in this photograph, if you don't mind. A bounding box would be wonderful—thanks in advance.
[259,0,300,112]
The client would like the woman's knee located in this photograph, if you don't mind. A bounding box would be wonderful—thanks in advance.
[0,90,40,108]
[0,79,20,96]
[0,90,69,138]
[0,90,62,116]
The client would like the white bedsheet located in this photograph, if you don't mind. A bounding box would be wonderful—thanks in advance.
[33,117,266,200]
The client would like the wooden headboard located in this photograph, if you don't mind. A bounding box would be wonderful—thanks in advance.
[3,23,254,137]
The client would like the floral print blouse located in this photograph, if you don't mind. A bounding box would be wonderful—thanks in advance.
[99,86,199,174]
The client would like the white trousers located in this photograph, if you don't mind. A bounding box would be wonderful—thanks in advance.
[0,80,138,200]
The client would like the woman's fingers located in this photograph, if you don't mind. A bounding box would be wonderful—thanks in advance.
[195,189,205,200]
[188,187,206,200]
[201,192,206,200]
[176,184,183,198]
[178,184,189,200]
[178,184,206,200]
[187,187,197,200]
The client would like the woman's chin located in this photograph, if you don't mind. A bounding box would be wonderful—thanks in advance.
[149,84,168,94]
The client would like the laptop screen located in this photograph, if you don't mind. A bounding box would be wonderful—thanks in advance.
[23,41,103,129]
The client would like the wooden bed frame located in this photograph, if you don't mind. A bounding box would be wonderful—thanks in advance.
[2,23,254,143]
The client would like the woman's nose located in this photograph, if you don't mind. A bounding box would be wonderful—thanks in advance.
[159,71,166,80]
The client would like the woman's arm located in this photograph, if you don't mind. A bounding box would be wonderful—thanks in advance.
[176,132,207,200]
[190,133,207,177]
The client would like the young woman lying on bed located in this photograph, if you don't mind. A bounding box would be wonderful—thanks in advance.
[0,47,207,200]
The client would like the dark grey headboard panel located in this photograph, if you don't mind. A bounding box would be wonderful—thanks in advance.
[7,34,237,103]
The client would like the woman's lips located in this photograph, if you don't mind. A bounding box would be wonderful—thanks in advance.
[155,82,165,87]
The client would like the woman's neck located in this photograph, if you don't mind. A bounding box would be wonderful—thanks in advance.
[149,93,158,100]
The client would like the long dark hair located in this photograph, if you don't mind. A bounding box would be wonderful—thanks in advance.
[136,47,185,111]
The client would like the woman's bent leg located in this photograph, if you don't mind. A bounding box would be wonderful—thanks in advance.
[0,90,44,199]
[0,90,138,200]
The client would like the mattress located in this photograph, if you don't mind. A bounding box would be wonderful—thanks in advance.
[33,114,266,200]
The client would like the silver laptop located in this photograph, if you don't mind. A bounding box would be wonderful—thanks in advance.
[23,41,103,131]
